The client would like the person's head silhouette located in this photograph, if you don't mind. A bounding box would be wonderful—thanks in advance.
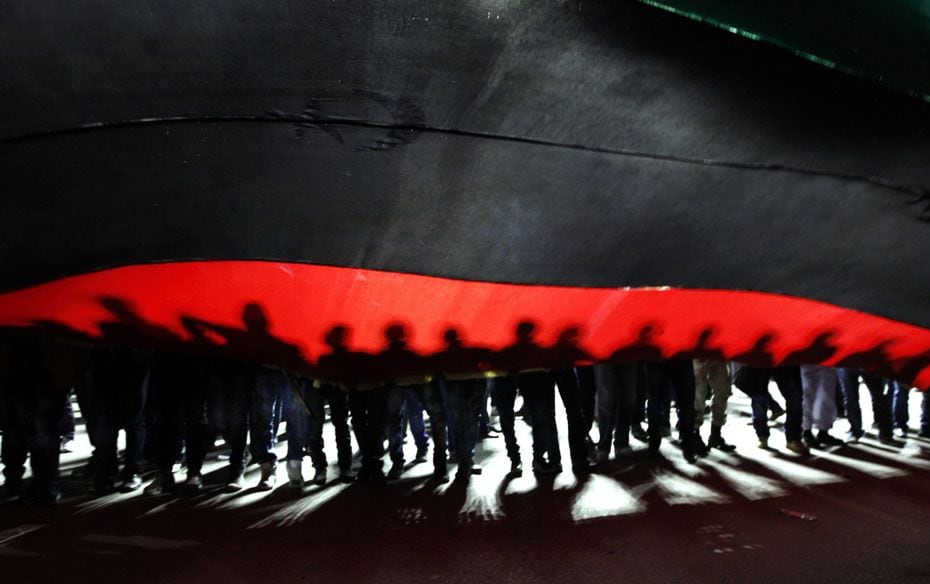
[242,303,270,334]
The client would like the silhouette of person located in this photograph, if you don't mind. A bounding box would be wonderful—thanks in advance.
[731,333,777,368]
[780,332,838,366]
[609,324,664,363]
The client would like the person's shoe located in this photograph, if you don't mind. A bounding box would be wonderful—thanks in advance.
[454,464,472,483]
[572,461,593,474]
[120,474,143,493]
[615,446,636,459]
[683,450,698,464]
[93,479,116,496]
[693,433,710,457]
[224,471,246,493]
[414,446,429,463]
[708,433,736,453]
[758,436,770,450]
[60,439,75,453]
[387,461,404,480]
[509,459,523,476]
[532,460,552,475]
[630,424,648,442]
[257,462,277,491]
[894,427,909,439]
[845,431,863,444]
[312,467,327,486]
[286,460,304,488]
[432,464,450,483]
[879,434,903,447]
[786,440,810,456]
[769,405,786,421]
[817,430,844,447]
[338,468,356,483]
[359,469,387,486]
[1,480,23,499]
[144,472,175,496]
[595,449,610,464]
[803,430,820,449]
[32,490,62,507]
[480,428,500,439]
[184,474,204,492]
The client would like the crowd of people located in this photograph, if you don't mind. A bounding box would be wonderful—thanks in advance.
[2,333,928,507]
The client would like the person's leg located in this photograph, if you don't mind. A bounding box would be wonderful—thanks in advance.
[1,385,28,494]
[837,368,863,438]
[861,373,893,441]
[303,380,330,484]
[383,384,405,478]
[59,389,75,446]
[633,366,647,431]
[520,372,558,471]
[181,384,210,485]
[91,379,120,492]
[30,383,68,501]
[478,382,491,438]
[692,360,711,455]
[250,367,285,488]
[490,376,520,470]
[808,366,841,444]
[594,364,618,459]
[644,362,671,454]
[325,385,354,480]
[705,361,734,451]
[354,387,387,483]
[800,365,818,444]
[892,380,910,434]
[693,360,711,431]
[285,379,311,486]
[226,366,253,483]
[668,360,697,459]
[145,363,182,494]
[613,364,639,455]
[404,389,429,453]
[575,366,597,440]
[460,379,484,472]
[417,381,449,479]
[920,391,930,438]
[554,368,588,471]
[774,366,804,446]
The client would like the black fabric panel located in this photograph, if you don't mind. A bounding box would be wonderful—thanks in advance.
[1,1,929,326]
[2,121,929,329]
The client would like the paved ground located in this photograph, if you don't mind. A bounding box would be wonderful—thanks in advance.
[3,388,930,583]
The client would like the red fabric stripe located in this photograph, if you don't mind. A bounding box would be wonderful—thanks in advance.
[0,261,927,387]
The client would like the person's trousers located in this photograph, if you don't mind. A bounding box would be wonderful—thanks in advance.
[94,371,149,483]
[307,384,353,472]
[208,364,253,475]
[348,387,387,475]
[553,368,589,467]
[489,376,520,461]
[837,368,892,438]
[574,365,597,438]
[594,363,638,455]
[443,378,483,466]
[800,365,838,432]
[250,367,288,465]
[892,381,910,430]
[743,366,803,442]
[5,382,67,495]
[518,372,559,465]
[693,360,730,429]
[645,360,696,454]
